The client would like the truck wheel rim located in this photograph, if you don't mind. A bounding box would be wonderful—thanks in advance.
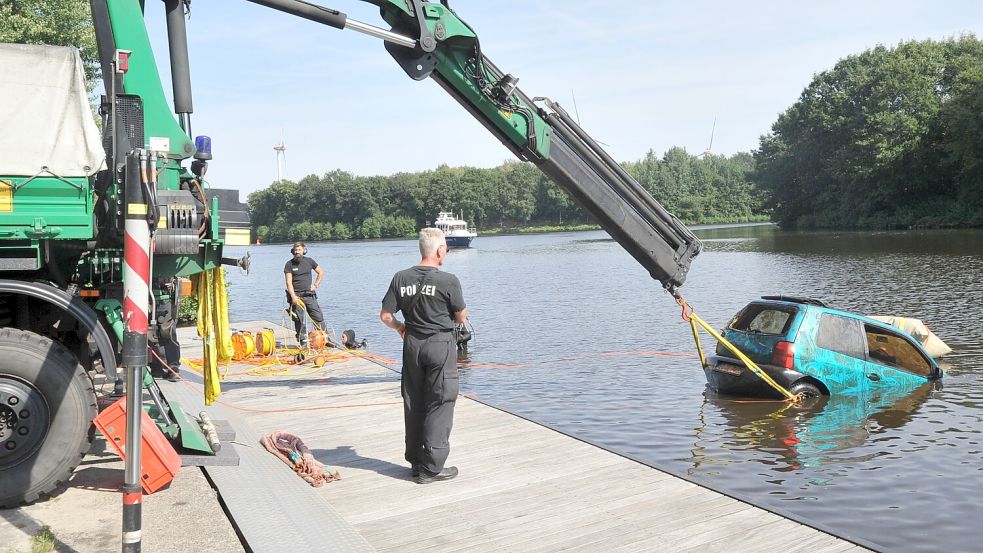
[0,375,51,467]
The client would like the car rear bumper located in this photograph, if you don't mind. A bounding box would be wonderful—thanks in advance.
[703,356,804,399]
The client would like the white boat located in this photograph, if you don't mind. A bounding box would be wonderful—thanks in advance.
[431,211,477,248]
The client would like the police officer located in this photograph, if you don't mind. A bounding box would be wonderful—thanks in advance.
[380,228,467,483]
[284,241,325,348]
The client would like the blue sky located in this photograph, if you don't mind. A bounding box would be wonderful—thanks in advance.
[143,1,981,196]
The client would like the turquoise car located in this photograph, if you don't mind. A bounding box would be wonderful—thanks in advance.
[704,296,944,398]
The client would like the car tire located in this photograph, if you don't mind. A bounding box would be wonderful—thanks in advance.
[790,381,823,398]
[0,328,97,508]
[789,381,824,408]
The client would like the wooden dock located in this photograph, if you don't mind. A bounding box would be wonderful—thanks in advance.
[173,321,874,552]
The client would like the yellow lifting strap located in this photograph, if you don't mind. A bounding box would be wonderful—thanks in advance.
[192,267,234,405]
[677,296,799,402]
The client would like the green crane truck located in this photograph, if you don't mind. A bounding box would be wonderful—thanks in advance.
[0,1,249,508]
[1,0,701,509]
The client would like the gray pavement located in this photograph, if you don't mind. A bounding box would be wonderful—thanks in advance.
[0,395,245,553]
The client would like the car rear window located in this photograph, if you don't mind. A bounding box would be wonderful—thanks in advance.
[728,304,796,336]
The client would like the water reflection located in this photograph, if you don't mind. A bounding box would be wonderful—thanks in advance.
[692,382,939,478]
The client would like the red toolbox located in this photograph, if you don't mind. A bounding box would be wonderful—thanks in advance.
[94,397,182,494]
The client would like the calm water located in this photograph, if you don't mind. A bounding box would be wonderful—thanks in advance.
[224,226,982,553]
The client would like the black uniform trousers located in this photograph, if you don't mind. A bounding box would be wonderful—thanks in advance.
[288,292,324,344]
[150,282,181,377]
[401,328,459,475]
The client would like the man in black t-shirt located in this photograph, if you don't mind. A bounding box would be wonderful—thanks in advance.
[284,241,325,348]
[380,228,467,484]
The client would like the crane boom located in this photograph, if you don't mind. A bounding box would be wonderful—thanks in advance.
[247,0,702,294]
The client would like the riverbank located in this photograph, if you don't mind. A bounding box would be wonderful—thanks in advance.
[254,217,776,245]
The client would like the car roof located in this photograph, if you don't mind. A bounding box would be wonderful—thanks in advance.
[750,297,940,359]
[760,295,828,307]
[755,297,890,326]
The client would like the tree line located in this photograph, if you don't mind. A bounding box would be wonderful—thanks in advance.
[247,152,765,243]
[755,35,983,229]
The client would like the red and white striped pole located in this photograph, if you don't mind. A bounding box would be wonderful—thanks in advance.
[121,150,150,552]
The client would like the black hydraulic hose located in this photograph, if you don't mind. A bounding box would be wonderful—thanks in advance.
[543,110,685,252]
[545,100,697,251]
[244,0,347,29]
[139,153,159,231]
[164,0,194,116]
[480,58,690,250]
[89,0,118,104]
[494,52,696,258]
[43,241,68,288]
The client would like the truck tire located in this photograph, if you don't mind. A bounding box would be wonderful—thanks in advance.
[0,328,97,508]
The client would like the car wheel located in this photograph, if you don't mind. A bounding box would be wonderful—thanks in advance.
[789,381,824,408]
[790,381,823,398]
[0,328,97,508]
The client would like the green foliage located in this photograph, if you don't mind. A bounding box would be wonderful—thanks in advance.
[247,149,767,242]
[357,214,416,239]
[0,0,99,89]
[623,149,762,224]
[178,295,198,325]
[333,222,353,240]
[31,525,55,553]
[756,35,983,229]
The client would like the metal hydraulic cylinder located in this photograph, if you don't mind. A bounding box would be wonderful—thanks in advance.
[122,151,151,552]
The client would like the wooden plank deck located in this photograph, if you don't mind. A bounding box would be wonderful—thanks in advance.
[177,321,874,552]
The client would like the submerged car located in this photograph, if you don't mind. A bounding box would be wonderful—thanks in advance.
[704,296,944,398]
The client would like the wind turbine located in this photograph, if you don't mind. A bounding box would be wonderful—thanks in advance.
[273,129,287,182]
[698,117,716,158]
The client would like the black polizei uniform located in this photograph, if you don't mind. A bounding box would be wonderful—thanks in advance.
[381,265,466,476]
[284,256,325,345]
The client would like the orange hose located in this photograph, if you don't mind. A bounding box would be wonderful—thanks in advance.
[231,331,256,360]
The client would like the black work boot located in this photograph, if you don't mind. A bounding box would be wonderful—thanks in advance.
[415,466,458,484]
[166,366,180,382]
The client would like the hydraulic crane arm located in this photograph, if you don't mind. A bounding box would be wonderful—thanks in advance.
[247,0,703,294]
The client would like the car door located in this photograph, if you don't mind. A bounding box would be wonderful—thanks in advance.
[862,323,938,386]
[805,312,870,393]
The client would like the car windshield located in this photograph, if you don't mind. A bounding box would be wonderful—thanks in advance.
[728,304,796,336]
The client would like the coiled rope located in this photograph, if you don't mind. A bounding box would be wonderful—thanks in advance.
[260,431,340,487]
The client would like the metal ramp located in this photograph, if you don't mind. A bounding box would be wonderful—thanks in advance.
[157,375,374,553]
